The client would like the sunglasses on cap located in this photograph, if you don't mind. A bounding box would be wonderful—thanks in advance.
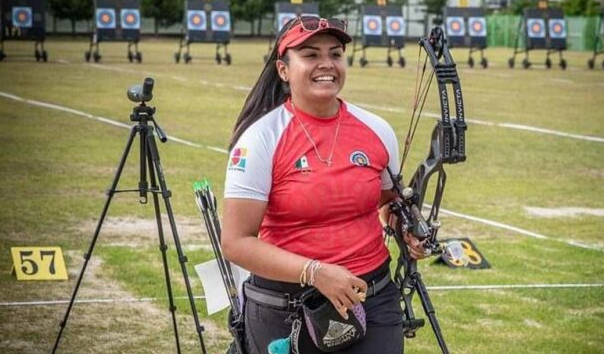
[278,16,351,57]
[283,16,348,33]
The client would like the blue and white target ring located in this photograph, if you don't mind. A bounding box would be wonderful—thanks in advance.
[121,9,140,30]
[211,11,231,32]
[277,13,295,32]
[386,16,405,37]
[548,19,566,39]
[12,6,32,28]
[468,17,486,37]
[96,8,116,29]
[187,10,206,31]
[446,16,465,37]
[527,18,546,38]
[363,15,382,36]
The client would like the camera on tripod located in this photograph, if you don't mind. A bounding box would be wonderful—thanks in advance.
[126,77,167,142]
[128,77,154,103]
[51,76,209,354]
[128,77,158,123]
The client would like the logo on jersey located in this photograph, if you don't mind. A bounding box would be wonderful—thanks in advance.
[294,155,311,173]
[228,147,247,172]
[350,151,370,167]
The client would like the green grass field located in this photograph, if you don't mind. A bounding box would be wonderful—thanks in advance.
[0,36,603,354]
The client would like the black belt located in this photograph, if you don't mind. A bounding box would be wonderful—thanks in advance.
[244,273,392,311]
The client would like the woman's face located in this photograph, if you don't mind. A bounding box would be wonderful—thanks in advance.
[278,34,346,106]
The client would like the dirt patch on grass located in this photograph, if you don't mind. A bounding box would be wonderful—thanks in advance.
[0,248,229,354]
[76,216,210,248]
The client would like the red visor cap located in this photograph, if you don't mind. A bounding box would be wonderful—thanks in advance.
[278,23,352,57]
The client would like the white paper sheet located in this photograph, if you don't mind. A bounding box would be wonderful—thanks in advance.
[194,260,250,315]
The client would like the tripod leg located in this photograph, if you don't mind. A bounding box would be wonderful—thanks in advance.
[147,150,182,354]
[51,126,140,354]
[145,129,208,354]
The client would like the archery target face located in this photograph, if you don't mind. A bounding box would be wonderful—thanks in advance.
[12,6,32,28]
[527,18,546,38]
[386,16,405,36]
[278,13,296,32]
[548,19,566,39]
[187,10,206,31]
[121,9,140,30]
[363,15,382,36]
[96,8,116,29]
[211,11,231,32]
[468,17,486,37]
[446,16,465,36]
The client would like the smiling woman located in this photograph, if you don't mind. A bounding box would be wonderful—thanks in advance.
[220,16,427,354]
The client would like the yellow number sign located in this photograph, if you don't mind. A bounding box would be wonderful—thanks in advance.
[10,247,68,280]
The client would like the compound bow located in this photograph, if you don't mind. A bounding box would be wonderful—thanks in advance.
[387,26,466,354]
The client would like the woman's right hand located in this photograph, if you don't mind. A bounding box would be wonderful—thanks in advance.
[312,263,367,320]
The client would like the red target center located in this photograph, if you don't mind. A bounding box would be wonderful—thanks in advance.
[553,24,562,33]
[126,14,135,23]
[18,13,26,21]
[102,14,110,23]
[216,16,225,26]
[452,21,461,31]
[192,15,201,25]
[473,22,482,31]
[368,20,377,30]
[532,23,541,33]
[390,21,400,31]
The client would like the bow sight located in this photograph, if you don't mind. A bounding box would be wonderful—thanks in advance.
[388,26,467,354]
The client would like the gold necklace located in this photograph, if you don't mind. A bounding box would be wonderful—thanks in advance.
[291,102,341,166]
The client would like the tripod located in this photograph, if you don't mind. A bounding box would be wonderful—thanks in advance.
[51,78,208,354]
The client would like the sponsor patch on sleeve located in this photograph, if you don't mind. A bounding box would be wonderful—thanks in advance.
[228,147,248,172]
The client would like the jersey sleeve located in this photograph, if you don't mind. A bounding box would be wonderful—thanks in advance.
[379,124,400,190]
[224,128,273,201]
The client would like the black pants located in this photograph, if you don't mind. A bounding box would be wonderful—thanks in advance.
[243,263,404,354]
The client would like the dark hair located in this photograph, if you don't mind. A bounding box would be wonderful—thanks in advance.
[228,23,294,151]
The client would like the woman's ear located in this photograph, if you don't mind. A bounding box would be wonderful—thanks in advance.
[276,59,289,82]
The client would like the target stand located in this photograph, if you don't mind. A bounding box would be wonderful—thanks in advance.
[348,3,405,68]
[175,0,232,65]
[264,1,319,62]
[443,6,488,68]
[85,0,142,63]
[587,5,604,69]
[0,0,47,62]
[508,6,567,70]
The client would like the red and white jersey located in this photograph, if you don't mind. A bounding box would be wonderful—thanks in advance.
[224,99,399,275]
